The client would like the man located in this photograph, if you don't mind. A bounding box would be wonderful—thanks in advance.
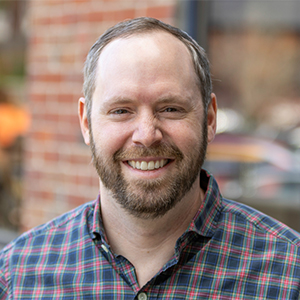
[1,17,300,299]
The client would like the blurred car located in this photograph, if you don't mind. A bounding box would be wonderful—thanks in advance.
[203,133,300,231]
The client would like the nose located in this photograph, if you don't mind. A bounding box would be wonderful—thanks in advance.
[132,112,163,147]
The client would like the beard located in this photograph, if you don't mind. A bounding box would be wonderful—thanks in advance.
[90,120,208,219]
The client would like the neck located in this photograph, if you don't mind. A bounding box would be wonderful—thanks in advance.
[99,177,205,287]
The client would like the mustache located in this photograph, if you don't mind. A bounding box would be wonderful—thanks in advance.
[114,143,184,161]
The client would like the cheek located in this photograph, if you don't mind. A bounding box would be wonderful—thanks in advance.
[166,122,203,153]
[92,121,133,154]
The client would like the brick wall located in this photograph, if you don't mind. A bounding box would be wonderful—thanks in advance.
[23,0,176,232]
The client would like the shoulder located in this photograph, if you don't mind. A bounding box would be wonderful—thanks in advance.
[220,198,300,248]
[0,200,97,259]
[0,200,98,296]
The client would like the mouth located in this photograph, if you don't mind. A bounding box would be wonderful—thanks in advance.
[127,159,170,171]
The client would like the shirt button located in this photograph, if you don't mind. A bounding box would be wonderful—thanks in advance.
[101,244,109,253]
[138,292,147,300]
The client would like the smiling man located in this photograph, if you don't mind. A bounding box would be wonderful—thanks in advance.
[78,27,217,287]
[1,17,300,299]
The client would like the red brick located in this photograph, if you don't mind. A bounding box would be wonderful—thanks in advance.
[67,194,92,207]
[30,130,54,142]
[114,9,136,21]
[58,115,79,126]
[58,94,77,103]
[29,74,63,83]
[30,93,48,103]
[29,35,44,46]
[27,190,54,202]
[25,170,45,180]
[44,151,60,162]
[68,153,91,165]
[145,5,174,19]
[31,16,51,26]
[91,176,99,186]
[83,11,105,23]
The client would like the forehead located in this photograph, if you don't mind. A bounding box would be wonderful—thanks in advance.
[97,30,194,76]
[102,29,190,53]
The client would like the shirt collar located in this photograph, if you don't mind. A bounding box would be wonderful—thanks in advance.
[186,169,222,238]
[90,194,106,241]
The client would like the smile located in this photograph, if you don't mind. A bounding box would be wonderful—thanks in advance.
[128,159,169,171]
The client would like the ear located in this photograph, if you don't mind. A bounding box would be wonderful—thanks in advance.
[78,97,90,145]
[207,93,217,144]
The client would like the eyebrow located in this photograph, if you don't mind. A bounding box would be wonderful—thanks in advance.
[156,95,193,104]
[101,93,195,109]
[101,97,134,109]
[154,94,197,111]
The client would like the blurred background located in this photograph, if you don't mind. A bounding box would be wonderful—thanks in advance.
[0,0,300,248]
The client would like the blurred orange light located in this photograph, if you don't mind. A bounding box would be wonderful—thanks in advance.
[0,103,31,148]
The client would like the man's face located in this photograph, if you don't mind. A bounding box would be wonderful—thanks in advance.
[80,31,216,218]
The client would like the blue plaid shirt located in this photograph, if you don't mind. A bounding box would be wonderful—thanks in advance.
[1,171,300,299]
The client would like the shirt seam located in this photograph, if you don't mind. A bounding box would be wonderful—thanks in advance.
[224,202,300,248]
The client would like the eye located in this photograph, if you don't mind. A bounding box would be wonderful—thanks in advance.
[163,107,178,113]
[111,109,129,115]
[158,105,187,120]
[108,107,134,121]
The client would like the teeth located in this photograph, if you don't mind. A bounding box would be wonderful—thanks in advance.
[160,159,164,168]
[155,161,160,169]
[128,159,168,171]
[141,161,148,170]
[148,161,155,170]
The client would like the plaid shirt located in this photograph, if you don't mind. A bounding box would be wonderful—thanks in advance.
[1,170,300,299]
